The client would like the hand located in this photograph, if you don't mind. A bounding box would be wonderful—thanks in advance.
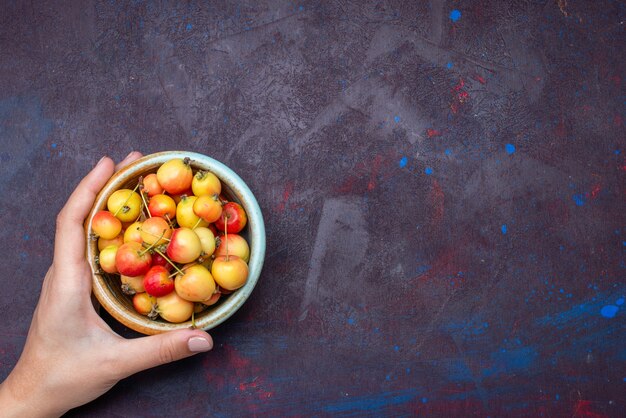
[0,152,214,417]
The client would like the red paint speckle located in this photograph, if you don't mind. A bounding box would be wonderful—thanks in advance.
[275,182,294,212]
[427,129,442,138]
[613,114,623,127]
[572,400,608,418]
[474,74,486,84]
[430,179,444,224]
[590,184,601,199]
[554,118,567,138]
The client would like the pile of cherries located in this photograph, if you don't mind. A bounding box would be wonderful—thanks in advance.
[92,157,250,323]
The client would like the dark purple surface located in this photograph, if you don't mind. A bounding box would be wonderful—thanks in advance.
[1,1,624,417]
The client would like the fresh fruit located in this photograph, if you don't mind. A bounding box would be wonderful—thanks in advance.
[99,245,119,274]
[107,189,142,222]
[156,291,194,323]
[98,234,124,251]
[194,227,216,257]
[174,264,216,302]
[166,227,202,264]
[157,158,193,194]
[143,265,175,297]
[192,170,221,196]
[215,202,247,233]
[121,274,145,295]
[115,242,152,277]
[215,233,250,263]
[193,194,223,223]
[92,210,122,239]
[123,221,143,243]
[176,195,208,229]
[211,255,248,291]
[93,156,253,325]
[133,293,157,316]
[148,194,176,219]
[142,173,163,197]
[140,216,172,246]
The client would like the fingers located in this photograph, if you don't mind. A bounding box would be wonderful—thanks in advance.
[54,157,116,265]
[54,151,143,267]
[115,330,213,378]
[115,151,143,172]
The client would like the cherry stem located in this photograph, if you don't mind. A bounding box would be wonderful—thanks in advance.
[139,189,152,219]
[168,263,192,278]
[113,183,140,217]
[164,214,175,229]
[191,218,202,230]
[139,230,166,256]
[153,248,185,275]
[140,228,171,242]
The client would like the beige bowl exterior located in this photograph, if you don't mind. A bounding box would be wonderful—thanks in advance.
[86,151,266,335]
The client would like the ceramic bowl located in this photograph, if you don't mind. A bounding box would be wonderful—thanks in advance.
[85,151,266,335]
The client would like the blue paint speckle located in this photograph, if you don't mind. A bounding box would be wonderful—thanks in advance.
[347,317,355,325]
[424,167,433,175]
[186,23,193,31]
[299,5,304,11]
[505,143,516,154]
[394,115,400,123]
[615,149,621,155]
[573,194,585,206]
[51,143,57,149]
[394,345,400,352]
[445,148,452,155]
[501,224,508,235]
[450,9,462,22]
[385,374,391,381]
[555,394,560,400]
[446,62,453,69]
[421,397,428,403]
[616,298,624,306]
[23,234,30,240]
[600,305,618,318]
[399,156,408,168]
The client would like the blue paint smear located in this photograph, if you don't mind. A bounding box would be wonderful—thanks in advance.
[424,167,433,175]
[394,115,400,123]
[501,224,508,235]
[483,346,538,377]
[446,62,453,69]
[505,143,516,154]
[616,298,624,306]
[399,156,408,168]
[347,317,355,325]
[450,9,462,22]
[323,389,418,413]
[600,305,618,318]
[445,148,452,155]
[573,194,585,206]
[23,234,30,240]
[422,397,428,403]
[186,23,193,31]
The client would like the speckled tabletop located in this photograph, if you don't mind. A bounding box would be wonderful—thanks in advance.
[0,1,624,417]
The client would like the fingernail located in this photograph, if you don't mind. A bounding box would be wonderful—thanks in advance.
[123,151,136,161]
[96,156,108,166]
[188,336,212,352]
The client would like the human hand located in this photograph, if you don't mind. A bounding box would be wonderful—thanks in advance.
[0,152,213,417]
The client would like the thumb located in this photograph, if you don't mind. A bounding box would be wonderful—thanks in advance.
[116,330,213,377]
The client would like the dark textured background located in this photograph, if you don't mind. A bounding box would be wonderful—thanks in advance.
[0,1,624,416]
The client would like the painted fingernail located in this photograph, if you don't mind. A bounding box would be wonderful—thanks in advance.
[188,336,213,352]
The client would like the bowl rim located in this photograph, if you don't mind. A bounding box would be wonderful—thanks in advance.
[85,151,266,335]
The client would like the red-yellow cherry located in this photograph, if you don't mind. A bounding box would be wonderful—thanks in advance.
[156,291,194,323]
[166,227,202,264]
[107,189,142,222]
[142,173,163,197]
[193,194,222,223]
[115,242,152,277]
[211,255,248,291]
[192,170,221,196]
[140,216,172,246]
[175,264,216,302]
[156,158,193,195]
[92,210,122,239]
[148,194,176,219]
[176,195,208,229]
[99,245,119,274]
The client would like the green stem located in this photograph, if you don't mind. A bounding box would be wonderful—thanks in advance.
[153,248,185,275]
